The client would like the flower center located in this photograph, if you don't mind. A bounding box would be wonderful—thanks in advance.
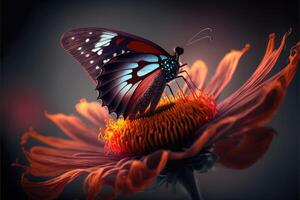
[101,92,217,155]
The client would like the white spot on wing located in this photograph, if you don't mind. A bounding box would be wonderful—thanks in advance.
[103,58,110,64]
[97,49,103,55]
[95,66,100,70]
[71,37,75,40]
[90,60,94,64]
[89,32,93,35]
[85,54,90,57]
[91,32,118,58]
[92,47,100,52]
[85,38,90,43]
[77,47,82,50]
[95,40,110,48]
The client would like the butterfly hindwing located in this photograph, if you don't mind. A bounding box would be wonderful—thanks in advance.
[61,28,170,83]
[96,53,166,118]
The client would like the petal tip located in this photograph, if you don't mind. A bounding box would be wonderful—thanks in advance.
[269,33,275,39]
[80,98,87,102]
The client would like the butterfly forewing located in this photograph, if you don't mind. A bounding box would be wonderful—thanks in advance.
[61,28,170,83]
[61,28,171,118]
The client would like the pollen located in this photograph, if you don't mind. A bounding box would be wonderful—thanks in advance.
[102,91,217,155]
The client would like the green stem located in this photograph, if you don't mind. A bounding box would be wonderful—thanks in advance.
[177,168,204,200]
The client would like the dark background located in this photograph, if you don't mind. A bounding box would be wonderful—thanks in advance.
[1,0,299,199]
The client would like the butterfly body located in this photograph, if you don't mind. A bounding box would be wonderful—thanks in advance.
[61,28,185,119]
[160,57,181,82]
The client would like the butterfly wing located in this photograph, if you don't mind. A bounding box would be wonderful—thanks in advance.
[60,27,170,83]
[96,53,167,118]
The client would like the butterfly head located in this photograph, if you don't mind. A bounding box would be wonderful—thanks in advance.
[161,47,185,82]
[174,46,184,60]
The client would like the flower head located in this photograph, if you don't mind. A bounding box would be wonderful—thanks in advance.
[15,32,299,200]
[103,92,216,155]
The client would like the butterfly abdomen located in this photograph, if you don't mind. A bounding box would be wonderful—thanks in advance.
[126,70,166,119]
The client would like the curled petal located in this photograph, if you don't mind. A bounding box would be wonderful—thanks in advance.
[213,127,275,169]
[169,42,299,160]
[75,98,112,127]
[83,151,168,200]
[182,60,208,93]
[18,145,167,200]
[21,169,87,200]
[22,146,111,177]
[214,42,300,138]
[205,44,250,98]
[16,129,115,177]
[21,129,102,152]
[218,31,291,113]
[46,113,100,147]
[114,151,168,195]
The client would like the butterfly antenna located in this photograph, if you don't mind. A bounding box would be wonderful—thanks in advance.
[186,27,213,46]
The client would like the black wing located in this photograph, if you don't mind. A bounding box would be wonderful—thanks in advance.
[96,53,167,118]
[60,27,170,83]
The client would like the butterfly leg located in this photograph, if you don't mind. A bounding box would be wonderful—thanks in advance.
[165,84,176,101]
[176,75,198,98]
[178,70,199,91]
[164,90,173,103]
[174,79,187,100]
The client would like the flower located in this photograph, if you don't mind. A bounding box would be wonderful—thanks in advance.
[15,32,299,200]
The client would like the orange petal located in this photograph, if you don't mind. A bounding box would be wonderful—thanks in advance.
[205,44,250,98]
[75,98,112,127]
[23,145,111,177]
[21,129,102,152]
[21,169,87,200]
[218,31,291,112]
[83,151,169,200]
[182,60,208,93]
[169,42,299,160]
[46,113,100,147]
[114,150,168,195]
[213,127,275,169]
[20,150,168,200]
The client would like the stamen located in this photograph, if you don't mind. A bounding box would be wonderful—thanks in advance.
[102,92,216,155]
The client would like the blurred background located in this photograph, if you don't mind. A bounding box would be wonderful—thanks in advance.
[1,0,299,199]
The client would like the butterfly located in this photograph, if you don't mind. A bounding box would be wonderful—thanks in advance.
[61,28,189,119]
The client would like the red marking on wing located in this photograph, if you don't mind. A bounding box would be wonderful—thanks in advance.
[127,41,162,54]
[115,37,125,45]
[125,70,161,115]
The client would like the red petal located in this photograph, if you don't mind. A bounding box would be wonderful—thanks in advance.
[75,98,112,127]
[21,129,101,152]
[83,151,169,200]
[18,129,112,177]
[21,169,87,200]
[218,31,292,113]
[213,127,275,169]
[182,60,208,93]
[46,113,100,147]
[169,41,299,160]
[205,44,250,98]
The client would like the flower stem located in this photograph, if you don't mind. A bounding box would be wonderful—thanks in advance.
[177,168,204,200]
